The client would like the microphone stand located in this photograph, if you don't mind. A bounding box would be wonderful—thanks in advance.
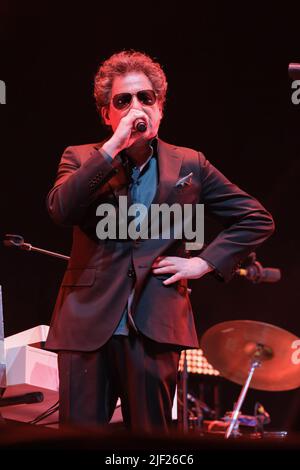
[1,235,69,423]
[3,234,70,261]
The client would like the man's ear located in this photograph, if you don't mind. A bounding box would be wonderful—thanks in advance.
[101,106,110,125]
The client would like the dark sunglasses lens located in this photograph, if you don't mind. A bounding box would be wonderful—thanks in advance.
[137,90,156,105]
[113,93,132,109]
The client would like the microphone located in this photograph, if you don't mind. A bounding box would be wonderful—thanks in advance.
[0,392,44,407]
[134,119,147,132]
[235,252,281,283]
[288,63,300,80]
[236,262,281,283]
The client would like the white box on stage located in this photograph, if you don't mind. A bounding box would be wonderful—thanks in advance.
[1,325,59,425]
[5,324,58,391]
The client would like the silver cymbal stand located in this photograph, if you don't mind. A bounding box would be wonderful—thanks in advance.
[225,344,272,439]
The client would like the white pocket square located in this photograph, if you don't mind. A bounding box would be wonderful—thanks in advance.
[175,172,193,187]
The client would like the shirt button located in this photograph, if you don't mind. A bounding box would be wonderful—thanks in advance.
[127,268,135,278]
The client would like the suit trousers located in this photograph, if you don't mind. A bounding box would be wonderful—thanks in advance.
[58,331,181,433]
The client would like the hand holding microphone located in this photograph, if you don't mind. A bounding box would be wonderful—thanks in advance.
[102,109,149,158]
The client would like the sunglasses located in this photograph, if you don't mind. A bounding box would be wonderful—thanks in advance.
[112,89,157,110]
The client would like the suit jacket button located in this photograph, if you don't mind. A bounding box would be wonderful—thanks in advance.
[127,268,135,278]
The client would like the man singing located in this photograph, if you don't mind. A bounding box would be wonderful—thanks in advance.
[46,50,274,433]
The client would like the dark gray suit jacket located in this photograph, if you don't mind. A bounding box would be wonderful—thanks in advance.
[45,138,274,351]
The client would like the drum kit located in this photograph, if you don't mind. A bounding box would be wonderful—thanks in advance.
[200,320,300,438]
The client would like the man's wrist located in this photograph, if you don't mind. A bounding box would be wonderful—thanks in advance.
[101,138,121,159]
[197,257,215,274]
[100,146,113,163]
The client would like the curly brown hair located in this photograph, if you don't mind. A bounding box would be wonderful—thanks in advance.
[94,50,168,119]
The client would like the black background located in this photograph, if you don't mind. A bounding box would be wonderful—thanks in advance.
[0,1,300,429]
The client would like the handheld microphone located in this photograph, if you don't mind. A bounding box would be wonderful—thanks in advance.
[134,119,147,132]
[0,392,44,407]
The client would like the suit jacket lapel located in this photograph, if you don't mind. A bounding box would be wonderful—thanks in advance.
[152,139,183,205]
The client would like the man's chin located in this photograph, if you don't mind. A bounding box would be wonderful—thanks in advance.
[129,132,152,147]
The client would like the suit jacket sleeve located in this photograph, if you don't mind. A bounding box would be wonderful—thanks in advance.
[47,145,118,225]
[197,152,275,282]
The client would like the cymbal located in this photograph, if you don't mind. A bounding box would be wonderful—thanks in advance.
[200,320,300,391]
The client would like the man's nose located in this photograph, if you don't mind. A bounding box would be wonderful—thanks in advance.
[130,95,143,109]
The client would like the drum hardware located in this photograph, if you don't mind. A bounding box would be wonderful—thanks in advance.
[201,320,300,439]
